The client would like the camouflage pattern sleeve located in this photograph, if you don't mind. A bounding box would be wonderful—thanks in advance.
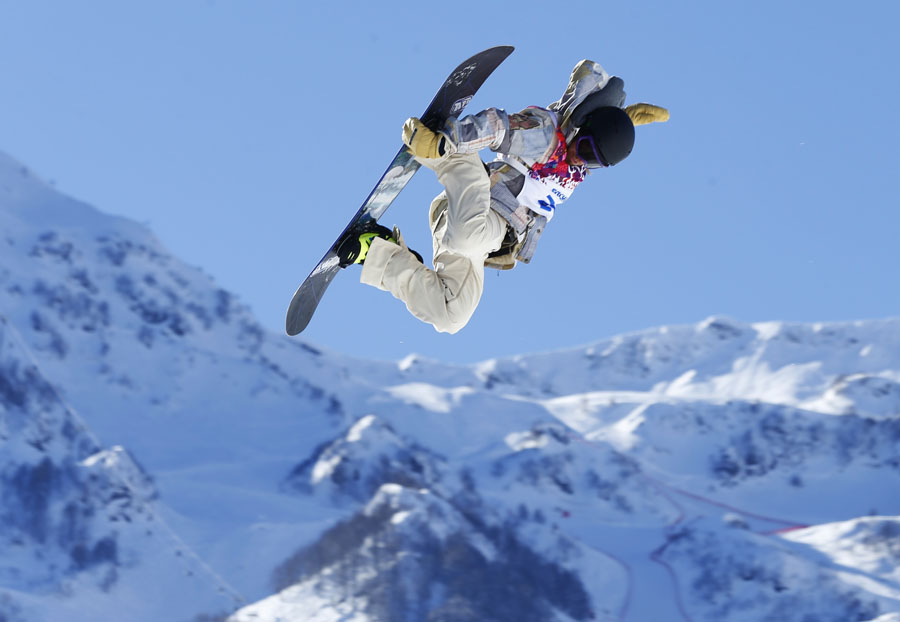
[443,108,510,154]
[508,112,540,131]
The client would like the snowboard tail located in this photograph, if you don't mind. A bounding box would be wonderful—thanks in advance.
[285,46,514,336]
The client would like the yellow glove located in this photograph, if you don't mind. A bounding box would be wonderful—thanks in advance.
[401,117,451,159]
[625,103,670,126]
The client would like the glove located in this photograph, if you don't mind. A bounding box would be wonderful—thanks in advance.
[625,103,670,126]
[401,117,452,159]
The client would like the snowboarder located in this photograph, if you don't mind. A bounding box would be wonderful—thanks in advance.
[336,60,669,334]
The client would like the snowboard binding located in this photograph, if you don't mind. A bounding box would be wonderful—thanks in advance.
[336,220,396,268]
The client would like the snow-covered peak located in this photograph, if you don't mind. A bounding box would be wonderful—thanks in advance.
[284,414,446,504]
[234,480,594,622]
[657,515,900,621]
[464,316,900,402]
[80,445,157,501]
[486,422,677,527]
[0,151,144,238]
[0,150,357,472]
[784,516,900,586]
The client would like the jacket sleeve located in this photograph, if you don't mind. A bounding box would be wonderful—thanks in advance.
[443,106,560,166]
[495,107,560,165]
[442,108,510,154]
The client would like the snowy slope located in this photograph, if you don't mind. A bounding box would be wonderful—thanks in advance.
[0,151,367,602]
[0,317,241,621]
[2,150,899,621]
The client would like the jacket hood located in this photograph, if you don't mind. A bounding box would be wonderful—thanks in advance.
[548,60,627,139]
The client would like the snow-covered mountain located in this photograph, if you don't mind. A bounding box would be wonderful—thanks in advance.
[1,149,898,621]
[0,314,242,621]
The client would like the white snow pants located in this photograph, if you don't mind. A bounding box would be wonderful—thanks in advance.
[360,151,507,334]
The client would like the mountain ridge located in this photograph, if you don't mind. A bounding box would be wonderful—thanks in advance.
[1,150,898,621]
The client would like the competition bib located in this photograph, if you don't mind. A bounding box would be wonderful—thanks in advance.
[496,154,575,222]
[516,173,572,222]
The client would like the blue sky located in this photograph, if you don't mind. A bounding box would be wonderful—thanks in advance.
[2,1,898,363]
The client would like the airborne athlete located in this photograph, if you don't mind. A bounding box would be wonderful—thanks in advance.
[336,60,669,334]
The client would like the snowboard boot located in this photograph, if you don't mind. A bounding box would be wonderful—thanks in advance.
[336,221,395,268]
[336,221,424,268]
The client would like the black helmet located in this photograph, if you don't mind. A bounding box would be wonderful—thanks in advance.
[573,106,635,168]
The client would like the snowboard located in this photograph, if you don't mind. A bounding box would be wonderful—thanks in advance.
[285,45,514,336]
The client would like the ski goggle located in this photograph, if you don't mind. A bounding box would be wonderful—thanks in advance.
[574,134,608,169]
